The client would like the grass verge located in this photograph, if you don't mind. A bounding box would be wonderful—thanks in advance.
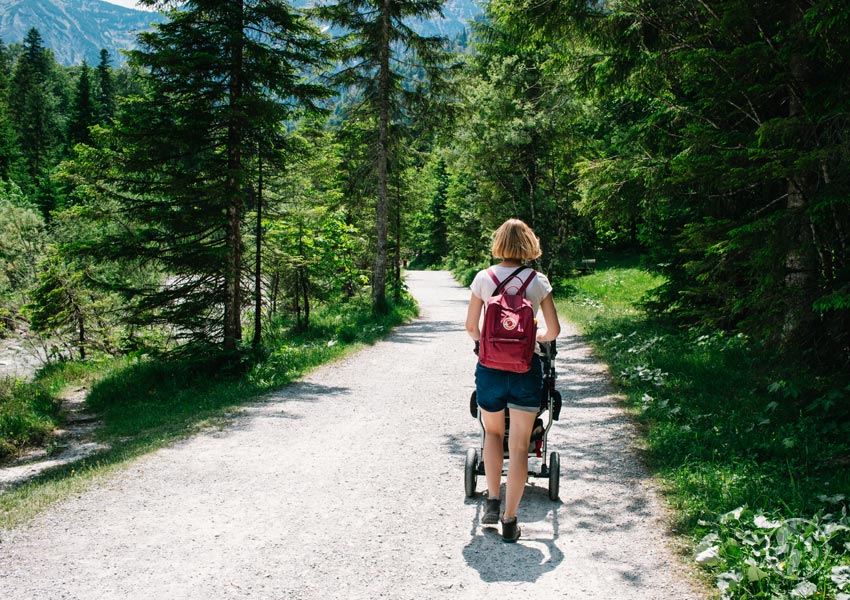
[0,292,417,531]
[0,360,106,459]
[0,378,60,458]
[556,263,850,600]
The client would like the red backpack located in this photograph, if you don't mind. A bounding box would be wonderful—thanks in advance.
[479,267,537,373]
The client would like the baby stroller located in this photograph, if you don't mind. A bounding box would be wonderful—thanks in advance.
[464,340,562,501]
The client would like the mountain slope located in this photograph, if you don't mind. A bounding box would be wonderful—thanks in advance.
[0,0,163,65]
[0,0,481,67]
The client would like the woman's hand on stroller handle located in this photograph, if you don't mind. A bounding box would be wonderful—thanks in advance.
[538,339,557,357]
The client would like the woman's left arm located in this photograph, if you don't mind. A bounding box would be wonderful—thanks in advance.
[537,293,561,342]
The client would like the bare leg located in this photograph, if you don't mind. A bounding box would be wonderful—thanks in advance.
[479,408,506,500]
[503,408,536,520]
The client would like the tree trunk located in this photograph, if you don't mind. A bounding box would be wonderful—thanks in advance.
[295,223,303,331]
[372,0,391,313]
[271,271,279,315]
[252,153,263,349]
[77,310,85,361]
[294,269,302,331]
[302,266,310,330]
[394,177,401,301]
[223,0,245,352]
[782,7,817,345]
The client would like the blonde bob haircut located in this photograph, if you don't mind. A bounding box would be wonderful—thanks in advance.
[491,218,542,260]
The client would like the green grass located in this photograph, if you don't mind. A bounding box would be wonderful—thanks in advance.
[0,378,60,458]
[0,292,418,530]
[1,358,111,458]
[556,263,850,599]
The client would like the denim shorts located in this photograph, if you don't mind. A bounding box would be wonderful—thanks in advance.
[475,355,543,413]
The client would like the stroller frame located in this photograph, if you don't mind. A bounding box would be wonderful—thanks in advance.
[464,341,562,501]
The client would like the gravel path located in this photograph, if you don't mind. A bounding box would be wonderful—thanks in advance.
[0,270,705,599]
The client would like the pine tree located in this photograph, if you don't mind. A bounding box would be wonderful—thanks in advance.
[312,0,449,312]
[95,49,115,123]
[67,61,96,147]
[66,0,331,352]
[8,28,63,208]
[0,36,22,182]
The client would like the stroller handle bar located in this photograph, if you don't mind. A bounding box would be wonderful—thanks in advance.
[538,339,557,359]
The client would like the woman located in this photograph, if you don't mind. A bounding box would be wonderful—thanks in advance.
[465,218,560,542]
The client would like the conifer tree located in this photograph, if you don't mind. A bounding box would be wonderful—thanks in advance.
[67,0,331,352]
[95,49,115,123]
[8,28,63,198]
[68,61,96,147]
[0,36,21,182]
[312,0,449,312]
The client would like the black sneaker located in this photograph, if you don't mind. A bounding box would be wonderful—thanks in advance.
[482,498,500,524]
[501,517,521,542]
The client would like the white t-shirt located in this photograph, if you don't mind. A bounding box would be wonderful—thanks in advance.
[470,265,553,316]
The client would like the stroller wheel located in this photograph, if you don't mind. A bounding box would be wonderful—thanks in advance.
[464,447,478,498]
[548,451,560,501]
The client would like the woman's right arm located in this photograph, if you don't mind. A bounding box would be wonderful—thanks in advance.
[466,293,484,341]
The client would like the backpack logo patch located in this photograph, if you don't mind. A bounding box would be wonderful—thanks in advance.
[501,316,518,331]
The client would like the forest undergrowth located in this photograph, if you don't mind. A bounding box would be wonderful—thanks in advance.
[557,258,850,600]
[0,292,417,531]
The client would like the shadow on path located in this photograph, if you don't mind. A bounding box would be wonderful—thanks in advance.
[462,486,564,583]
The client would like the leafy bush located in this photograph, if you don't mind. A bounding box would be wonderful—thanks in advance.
[0,377,59,458]
[696,502,850,599]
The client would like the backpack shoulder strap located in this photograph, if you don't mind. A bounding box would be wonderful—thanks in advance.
[494,267,532,295]
[516,270,537,296]
[486,268,500,287]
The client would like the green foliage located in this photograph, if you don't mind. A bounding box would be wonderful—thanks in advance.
[250,291,417,389]
[67,61,96,147]
[61,2,333,351]
[559,261,850,599]
[23,201,134,358]
[0,358,110,459]
[0,377,59,458]
[95,49,114,122]
[312,0,452,310]
[8,28,68,204]
[406,154,450,268]
[0,181,45,311]
[256,123,368,333]
[407,1,848,369]
[696,503,850,599]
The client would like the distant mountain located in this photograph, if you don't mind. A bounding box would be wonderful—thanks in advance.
[0,0,481,67]
[0,0,164,66]
[405,0,482,38]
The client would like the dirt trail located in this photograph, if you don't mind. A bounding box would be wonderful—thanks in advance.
[0,271,705,599]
